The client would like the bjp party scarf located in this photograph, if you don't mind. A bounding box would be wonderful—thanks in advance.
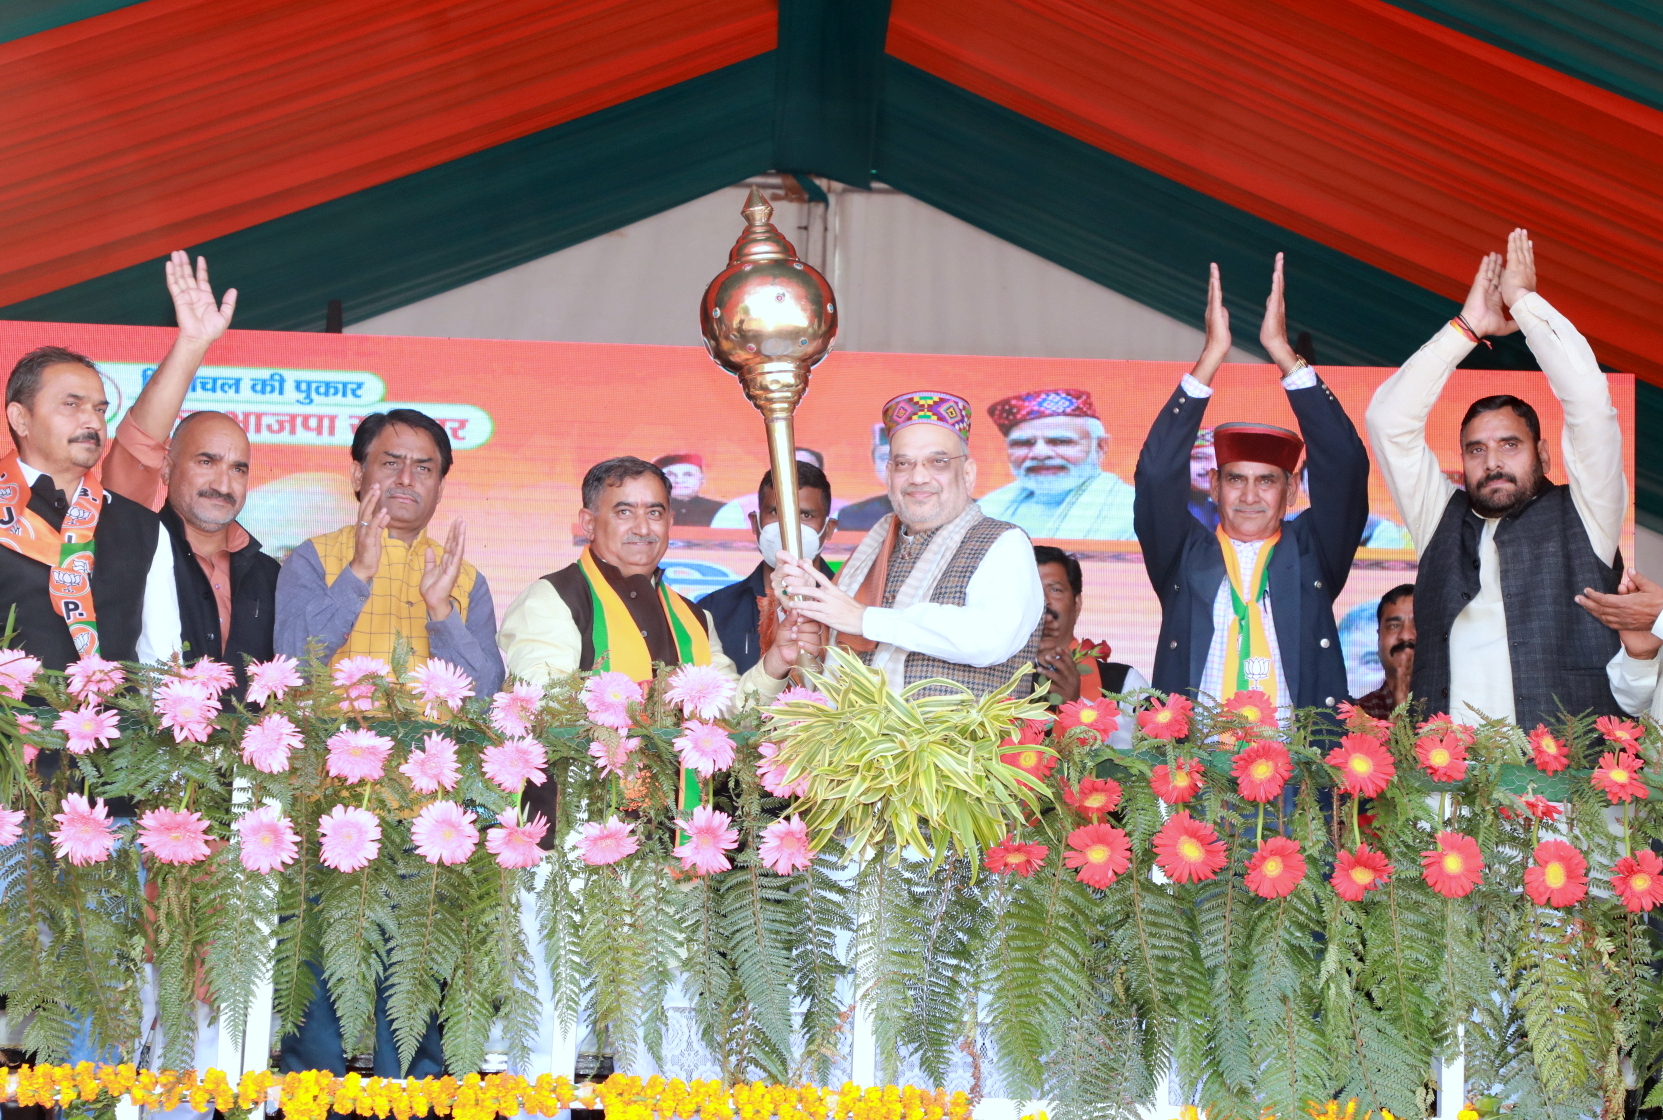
[576,546,713,823]
[0,449,103,656]
[1216,525,1279,702]
[312,524,477,668]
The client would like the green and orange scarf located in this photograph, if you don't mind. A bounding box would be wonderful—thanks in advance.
[1217,525,1278,702]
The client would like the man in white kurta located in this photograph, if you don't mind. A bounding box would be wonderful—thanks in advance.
[1365,229,1627,727]
[772,391,1045,698]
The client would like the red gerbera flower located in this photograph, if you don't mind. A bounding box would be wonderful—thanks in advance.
[1150,757,1205,804]
[1231,740,1292,803]
[1596,715,1645,750]
[1137,695,1192,741]
[1612,850,1663,912]
[999,744,1058,783]
[1524,725,1569,774]
[1523,840,1588,908]
[1519,794,1562,822]
[1152,811,1227,884]
[1063,823,1132,889]
[1223,689,1278,731]
[1244,836,1306,899]
[1337,701,1392,737]
[1592,751,1648,804]
[1057,698,1119,741]
[984,838,1049,877]
[1061,777,1123,821]
[1326,733,1395,797]
[1415,713,1474,747]
[1421,831,1484,898]
[1331,844,1393,901]
[1414,732,1469,783]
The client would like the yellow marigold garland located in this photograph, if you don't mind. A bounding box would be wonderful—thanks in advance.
[1,1067,1411,1120]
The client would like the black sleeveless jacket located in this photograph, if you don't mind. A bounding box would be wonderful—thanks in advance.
[0,474,158,669]
[160,503,279,700]
[1412,480,1622,728]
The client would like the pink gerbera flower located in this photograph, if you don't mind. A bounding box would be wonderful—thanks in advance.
[235,806,300,873]
[774,685,831,707]
[246,655,304,706]
[317,804,381,872]
[0,650,42,700]
[408,659,474,718]
[487,812,550,868]
[137,808,212,865]
[481,737,548,792]
[240,713,302,774]
[674,720,736,777]
[399,732,461,793]
[487,680,542,736]
[65,655,123,703]
[577,816,639,866]
[0,806,24,848]
[665,664,737,721]
[756,741,809,798]
[156,678,220,743]
[672,805,739,875]
[758,815,814,875]
[410,801,478,866]
[580,672,639,731]
[332,655,391,712]
[50,794,117,866]
[54,704,120,754]
[325,727,393,783]
[587,734,639,777]
[177,658,236,694]
[1137,695,1192,741]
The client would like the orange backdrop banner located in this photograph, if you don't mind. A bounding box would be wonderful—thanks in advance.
[0,320,1634,697]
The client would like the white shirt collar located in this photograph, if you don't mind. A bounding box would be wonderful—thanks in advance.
[16,459,42,486]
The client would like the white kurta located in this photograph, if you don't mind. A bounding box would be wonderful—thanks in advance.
[1607,614,1663,720]
[1365,292,1627,724]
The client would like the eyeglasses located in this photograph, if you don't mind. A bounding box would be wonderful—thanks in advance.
[887,454,967,476]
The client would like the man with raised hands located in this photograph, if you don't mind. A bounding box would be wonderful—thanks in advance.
[1366,230,1626,728]
[100,252,277,698]
[1135,255,1371,718]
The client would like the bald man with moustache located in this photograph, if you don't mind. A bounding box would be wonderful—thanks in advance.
[102,252,279,698]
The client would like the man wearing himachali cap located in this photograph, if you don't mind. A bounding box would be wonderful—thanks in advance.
[771,391,1045,698]
[1134,256,1370,717]
[978,388,1136,539]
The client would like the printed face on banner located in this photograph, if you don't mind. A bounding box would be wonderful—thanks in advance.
[0,321,1636,698]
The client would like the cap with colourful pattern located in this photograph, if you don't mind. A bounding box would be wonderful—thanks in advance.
[882,391,973,440]
[986,388,1098,436]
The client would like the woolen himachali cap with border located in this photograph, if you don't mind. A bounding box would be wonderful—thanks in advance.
[653,453,703,469]
[1213,422,1303,474]
[881,391,973,440]
[986,388,1098,436]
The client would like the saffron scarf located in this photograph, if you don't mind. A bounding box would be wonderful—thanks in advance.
[0,448,103,657]
[576,546,713,823]
[1216,525,1279,702]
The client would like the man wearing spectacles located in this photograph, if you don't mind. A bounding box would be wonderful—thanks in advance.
[772,391,1045,698]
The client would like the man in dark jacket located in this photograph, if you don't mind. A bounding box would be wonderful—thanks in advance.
[698,462,837,673]
[101,252,277,699]
[1134,255,1370,717]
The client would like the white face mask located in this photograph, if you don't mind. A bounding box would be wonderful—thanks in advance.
[758,520,822,563]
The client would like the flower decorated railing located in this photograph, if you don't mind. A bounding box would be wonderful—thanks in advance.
[0,644,1658,1118]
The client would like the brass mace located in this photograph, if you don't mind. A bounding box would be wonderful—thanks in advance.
[699,186,839,564]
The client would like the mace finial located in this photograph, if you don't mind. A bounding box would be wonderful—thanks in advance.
[742,185,773,228]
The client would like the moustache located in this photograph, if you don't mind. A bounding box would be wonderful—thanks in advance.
[1478,469,1517,490]
[195,488,237,503]
[68,431,102,446]
[384,486,421,503]
[1044,606,1060,622]
[622,535,661,547]
[1389,639,1415,657]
